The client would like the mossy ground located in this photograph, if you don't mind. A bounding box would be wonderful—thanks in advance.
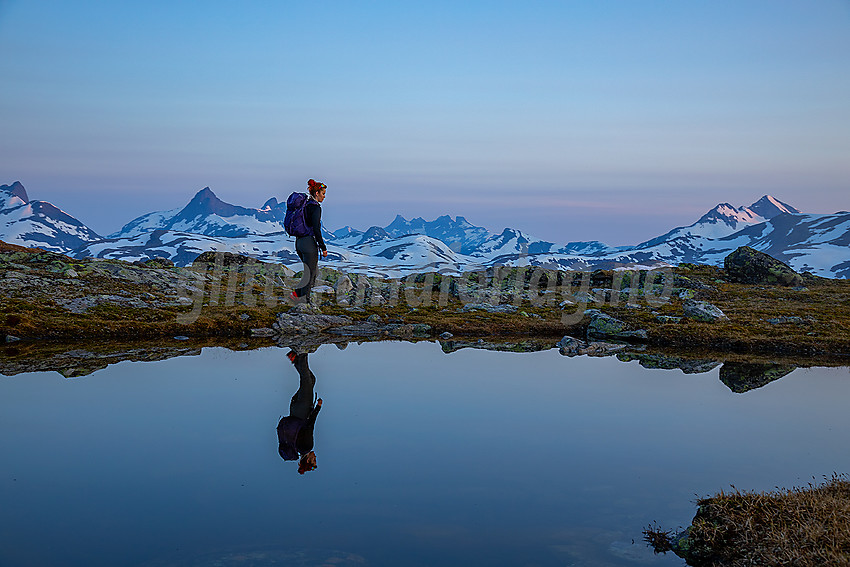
[1,247,849,359]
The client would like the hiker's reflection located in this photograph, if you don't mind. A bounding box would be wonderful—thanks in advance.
[278,350,322,474]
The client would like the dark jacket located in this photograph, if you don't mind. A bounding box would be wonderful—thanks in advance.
[305,200,326,251]
[277,401,321,461]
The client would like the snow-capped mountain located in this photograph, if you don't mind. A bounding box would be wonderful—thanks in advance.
[111,187,294,238]
[2,181,848,279]
[76,229,300,266]
[746,195,800,219]
[384,214,493,254]
[0,182,102,253]
[635,195,800,249]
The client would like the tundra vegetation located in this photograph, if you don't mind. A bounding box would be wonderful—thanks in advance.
[1,242,848,360]
[644,474,850,567]
[2,241,849,564]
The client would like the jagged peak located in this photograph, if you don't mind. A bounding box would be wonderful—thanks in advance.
[190,186,219,201]
[363,225,390,236]
[175,187,242,220]
[262,197,279,210]
[746,195,800,218]
[1,181,29,204]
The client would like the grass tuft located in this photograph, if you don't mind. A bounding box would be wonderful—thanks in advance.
[646,474,850,566]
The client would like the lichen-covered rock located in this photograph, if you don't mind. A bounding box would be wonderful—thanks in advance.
[412,323,432,336]
[274,309,352,335]
[460,303,518,314]
[766,316,807,325]
[335,275,354,296]
[682,300,728,322]
[586,312,648,341]
[290,303,323,316]
[724,246,803,286]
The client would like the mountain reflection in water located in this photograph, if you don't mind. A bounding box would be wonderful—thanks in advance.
[1,340,848,567]
[1,337,837,395]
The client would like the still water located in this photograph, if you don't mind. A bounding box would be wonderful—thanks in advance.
[1,341,849,567]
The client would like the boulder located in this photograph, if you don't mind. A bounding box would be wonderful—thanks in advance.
[460,303,518,314]
[682,300,728,322]
[274,308,352,335]
[586,312,648,341]
[335,275,354,296]
[766,315,809,325]
[723,246,803,286]
[290,302,323,316]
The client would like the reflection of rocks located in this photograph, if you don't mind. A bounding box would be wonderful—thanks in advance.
[275,332,352,352]
[440,338,553,354]
[616,353,722,374]
[724,246,803,287]
[557,336,628,357]
[0,345,202,378]
[719,362,796,393]
[585,310,648,341]
[327,322,431,338]
[682,300,728,322]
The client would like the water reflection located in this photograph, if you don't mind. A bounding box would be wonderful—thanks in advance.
[0,337,830,397]
[0,341,848,567]
[277,350,323,474]
[719,362,797,393]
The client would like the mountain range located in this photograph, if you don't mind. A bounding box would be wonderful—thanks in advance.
[1,181,848,278]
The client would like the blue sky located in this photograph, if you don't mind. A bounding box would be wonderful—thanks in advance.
[1,0,848,244]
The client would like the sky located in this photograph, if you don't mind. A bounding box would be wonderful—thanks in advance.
[1,0,848,245]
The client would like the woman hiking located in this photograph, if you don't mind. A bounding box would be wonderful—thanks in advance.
[290,179,328,304]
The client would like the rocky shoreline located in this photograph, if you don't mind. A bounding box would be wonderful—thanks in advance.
[1,241,849,360]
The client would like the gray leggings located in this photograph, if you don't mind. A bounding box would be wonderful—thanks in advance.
[294,236,319,301]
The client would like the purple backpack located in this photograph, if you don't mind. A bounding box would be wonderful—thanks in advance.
[284,192,312,237]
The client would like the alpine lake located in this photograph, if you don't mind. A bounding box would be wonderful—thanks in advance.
[1,338,848,567]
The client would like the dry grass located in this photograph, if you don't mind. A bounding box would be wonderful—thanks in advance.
[645,474,850,566]
[2,247,850,357]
